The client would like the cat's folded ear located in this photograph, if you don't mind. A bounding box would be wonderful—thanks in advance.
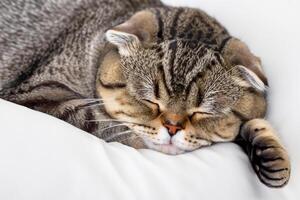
[222,38,268,92]
[105,10,158,56]
[106,30,141,56]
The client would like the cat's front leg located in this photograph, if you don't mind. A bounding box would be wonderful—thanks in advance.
[236,119,291,187]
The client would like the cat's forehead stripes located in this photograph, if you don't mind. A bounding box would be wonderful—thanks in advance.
[153,8,164,42]
[148,7,230,97]
[160,39,217,96]
[152,7,186,42]
[150,7,229,47]
[168,8,184,39]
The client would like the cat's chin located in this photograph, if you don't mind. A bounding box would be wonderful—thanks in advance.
[143,140,186,155]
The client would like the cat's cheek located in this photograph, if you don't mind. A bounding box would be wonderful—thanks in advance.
[133,126,168,146]
[156,127,171,144]
[141,127,170,145]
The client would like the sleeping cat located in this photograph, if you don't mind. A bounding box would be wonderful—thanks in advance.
[0,0,290,187]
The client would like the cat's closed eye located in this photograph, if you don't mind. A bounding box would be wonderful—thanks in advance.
[189,111,214,120]
[141,99,161,114]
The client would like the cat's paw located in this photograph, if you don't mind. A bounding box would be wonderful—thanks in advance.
[252,137,291,188]
[241,119,291,188]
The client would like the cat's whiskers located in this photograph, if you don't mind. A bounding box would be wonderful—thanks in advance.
[79,103,106,109]
[113,134,141,144]
[93,112,112,118]
[75,99,103,106]
[87,119,145,127]
[87,119,125,123]
[81,98,103,103]
[79,98,122,110]
[82,97,115,102]
[105,130,133,142]
[98,123,128,134]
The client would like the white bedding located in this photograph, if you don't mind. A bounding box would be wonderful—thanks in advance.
[0,0,300,199]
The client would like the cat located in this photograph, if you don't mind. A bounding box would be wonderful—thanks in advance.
[0,0,290,187]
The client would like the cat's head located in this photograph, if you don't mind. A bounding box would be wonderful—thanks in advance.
[96,9,268,154]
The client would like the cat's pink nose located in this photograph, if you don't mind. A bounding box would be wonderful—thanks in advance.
[161,112,186,136]
[163,124,182,136]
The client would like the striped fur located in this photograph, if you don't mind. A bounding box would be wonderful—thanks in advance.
[0,0,290,187]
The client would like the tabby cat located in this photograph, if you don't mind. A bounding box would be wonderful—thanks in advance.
[0,0,290,187]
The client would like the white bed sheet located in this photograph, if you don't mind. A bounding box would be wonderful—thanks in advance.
[1,0,300,199]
